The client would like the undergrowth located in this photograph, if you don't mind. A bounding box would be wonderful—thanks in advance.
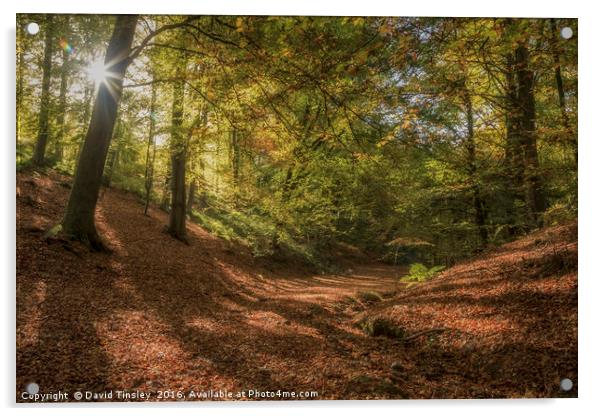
[190,204,323,267]
[400,263,445,283]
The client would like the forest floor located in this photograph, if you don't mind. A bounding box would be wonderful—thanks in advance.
[16,170,577,401]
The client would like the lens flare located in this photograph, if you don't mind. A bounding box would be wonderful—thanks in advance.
[59,38,73,54]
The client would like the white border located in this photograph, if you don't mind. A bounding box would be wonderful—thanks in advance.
[2,1,599,416]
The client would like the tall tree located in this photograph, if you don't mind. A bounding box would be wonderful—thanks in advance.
[230,129,241,206]
[62,15,138,249]
[53,15,71,163]
[102,119,123,190]
[32,15,55,166]
[502,20,547,230]
[515,41,547,227]
[186,180,196,215]
[144,76,158,215]
[461,87,488,247]
[16,15,26,144]
[74,81,95,172]
[549,18,577,166]
[167,43,188,241]
[504,46,524,234]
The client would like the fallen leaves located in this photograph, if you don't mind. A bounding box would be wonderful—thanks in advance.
[16,170,577,401]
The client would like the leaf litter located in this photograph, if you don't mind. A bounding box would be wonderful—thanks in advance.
[16,170,577,400]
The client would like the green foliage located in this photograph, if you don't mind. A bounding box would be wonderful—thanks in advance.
[191,205,273,250]
[400,263,445,283]
[190,202,321,265]
[16,15,577,264]
[43,223,63,239]
[544,200,578,227]
[16,155,33,172]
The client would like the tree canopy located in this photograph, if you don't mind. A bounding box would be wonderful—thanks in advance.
[17,15,577,266]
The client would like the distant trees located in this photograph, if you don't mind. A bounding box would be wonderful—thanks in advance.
[31,15,54,166]
[379,17,574,261]
[548,18,577,166]
[53,15,71,163]
[16,15,27,144]
[17,15,577,260]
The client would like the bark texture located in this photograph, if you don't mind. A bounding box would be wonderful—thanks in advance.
[62,15,138,250]
[167,47,188,241]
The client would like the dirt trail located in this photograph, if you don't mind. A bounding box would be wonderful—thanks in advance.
[16,170,577,400]
[17,171,407,400]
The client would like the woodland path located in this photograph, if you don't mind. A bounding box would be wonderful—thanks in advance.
[16,170,577,400]
[17,170,408,400]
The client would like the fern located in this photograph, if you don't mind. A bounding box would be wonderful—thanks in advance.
[400,263,445,283]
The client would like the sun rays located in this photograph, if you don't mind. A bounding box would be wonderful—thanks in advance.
[86,59,110,85]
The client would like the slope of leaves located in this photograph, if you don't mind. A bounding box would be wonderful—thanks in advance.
[16,170,576,401]
[359,221,577,398]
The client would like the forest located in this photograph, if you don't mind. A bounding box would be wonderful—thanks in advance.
[16,14,577,400]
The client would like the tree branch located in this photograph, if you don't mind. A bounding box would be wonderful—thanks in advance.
[128,16,199,63]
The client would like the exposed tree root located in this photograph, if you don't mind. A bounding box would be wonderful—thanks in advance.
[401,328,447,343]
[53,223,111,253]
[165,227,189,245]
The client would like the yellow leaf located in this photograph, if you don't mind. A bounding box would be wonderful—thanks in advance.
[236,17,244,32]
[379,23,392,35]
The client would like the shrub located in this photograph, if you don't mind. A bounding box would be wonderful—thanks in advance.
[544,201,577,227]
[400,263,444,283]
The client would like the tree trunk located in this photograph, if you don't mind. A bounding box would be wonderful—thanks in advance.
[32,15,55,166]
[167,47,188,241]
[515,42,547,228]
[53,15,70,164]
[463,91,488,247]
[74,81,95,172]
[169,154,187,240]
[502,20,546,232]
[160,174,171,212]
[230,129,240,185]
[101,120,123,192]
[230,129,241,206]
[549,18,577,166]
[62,15,138,250]
[186,180,196,215]
[17,15,25,144]
[144,78,158,215]
[271,166,294,250]
[503,49,524,236]
[197,158,208,210]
